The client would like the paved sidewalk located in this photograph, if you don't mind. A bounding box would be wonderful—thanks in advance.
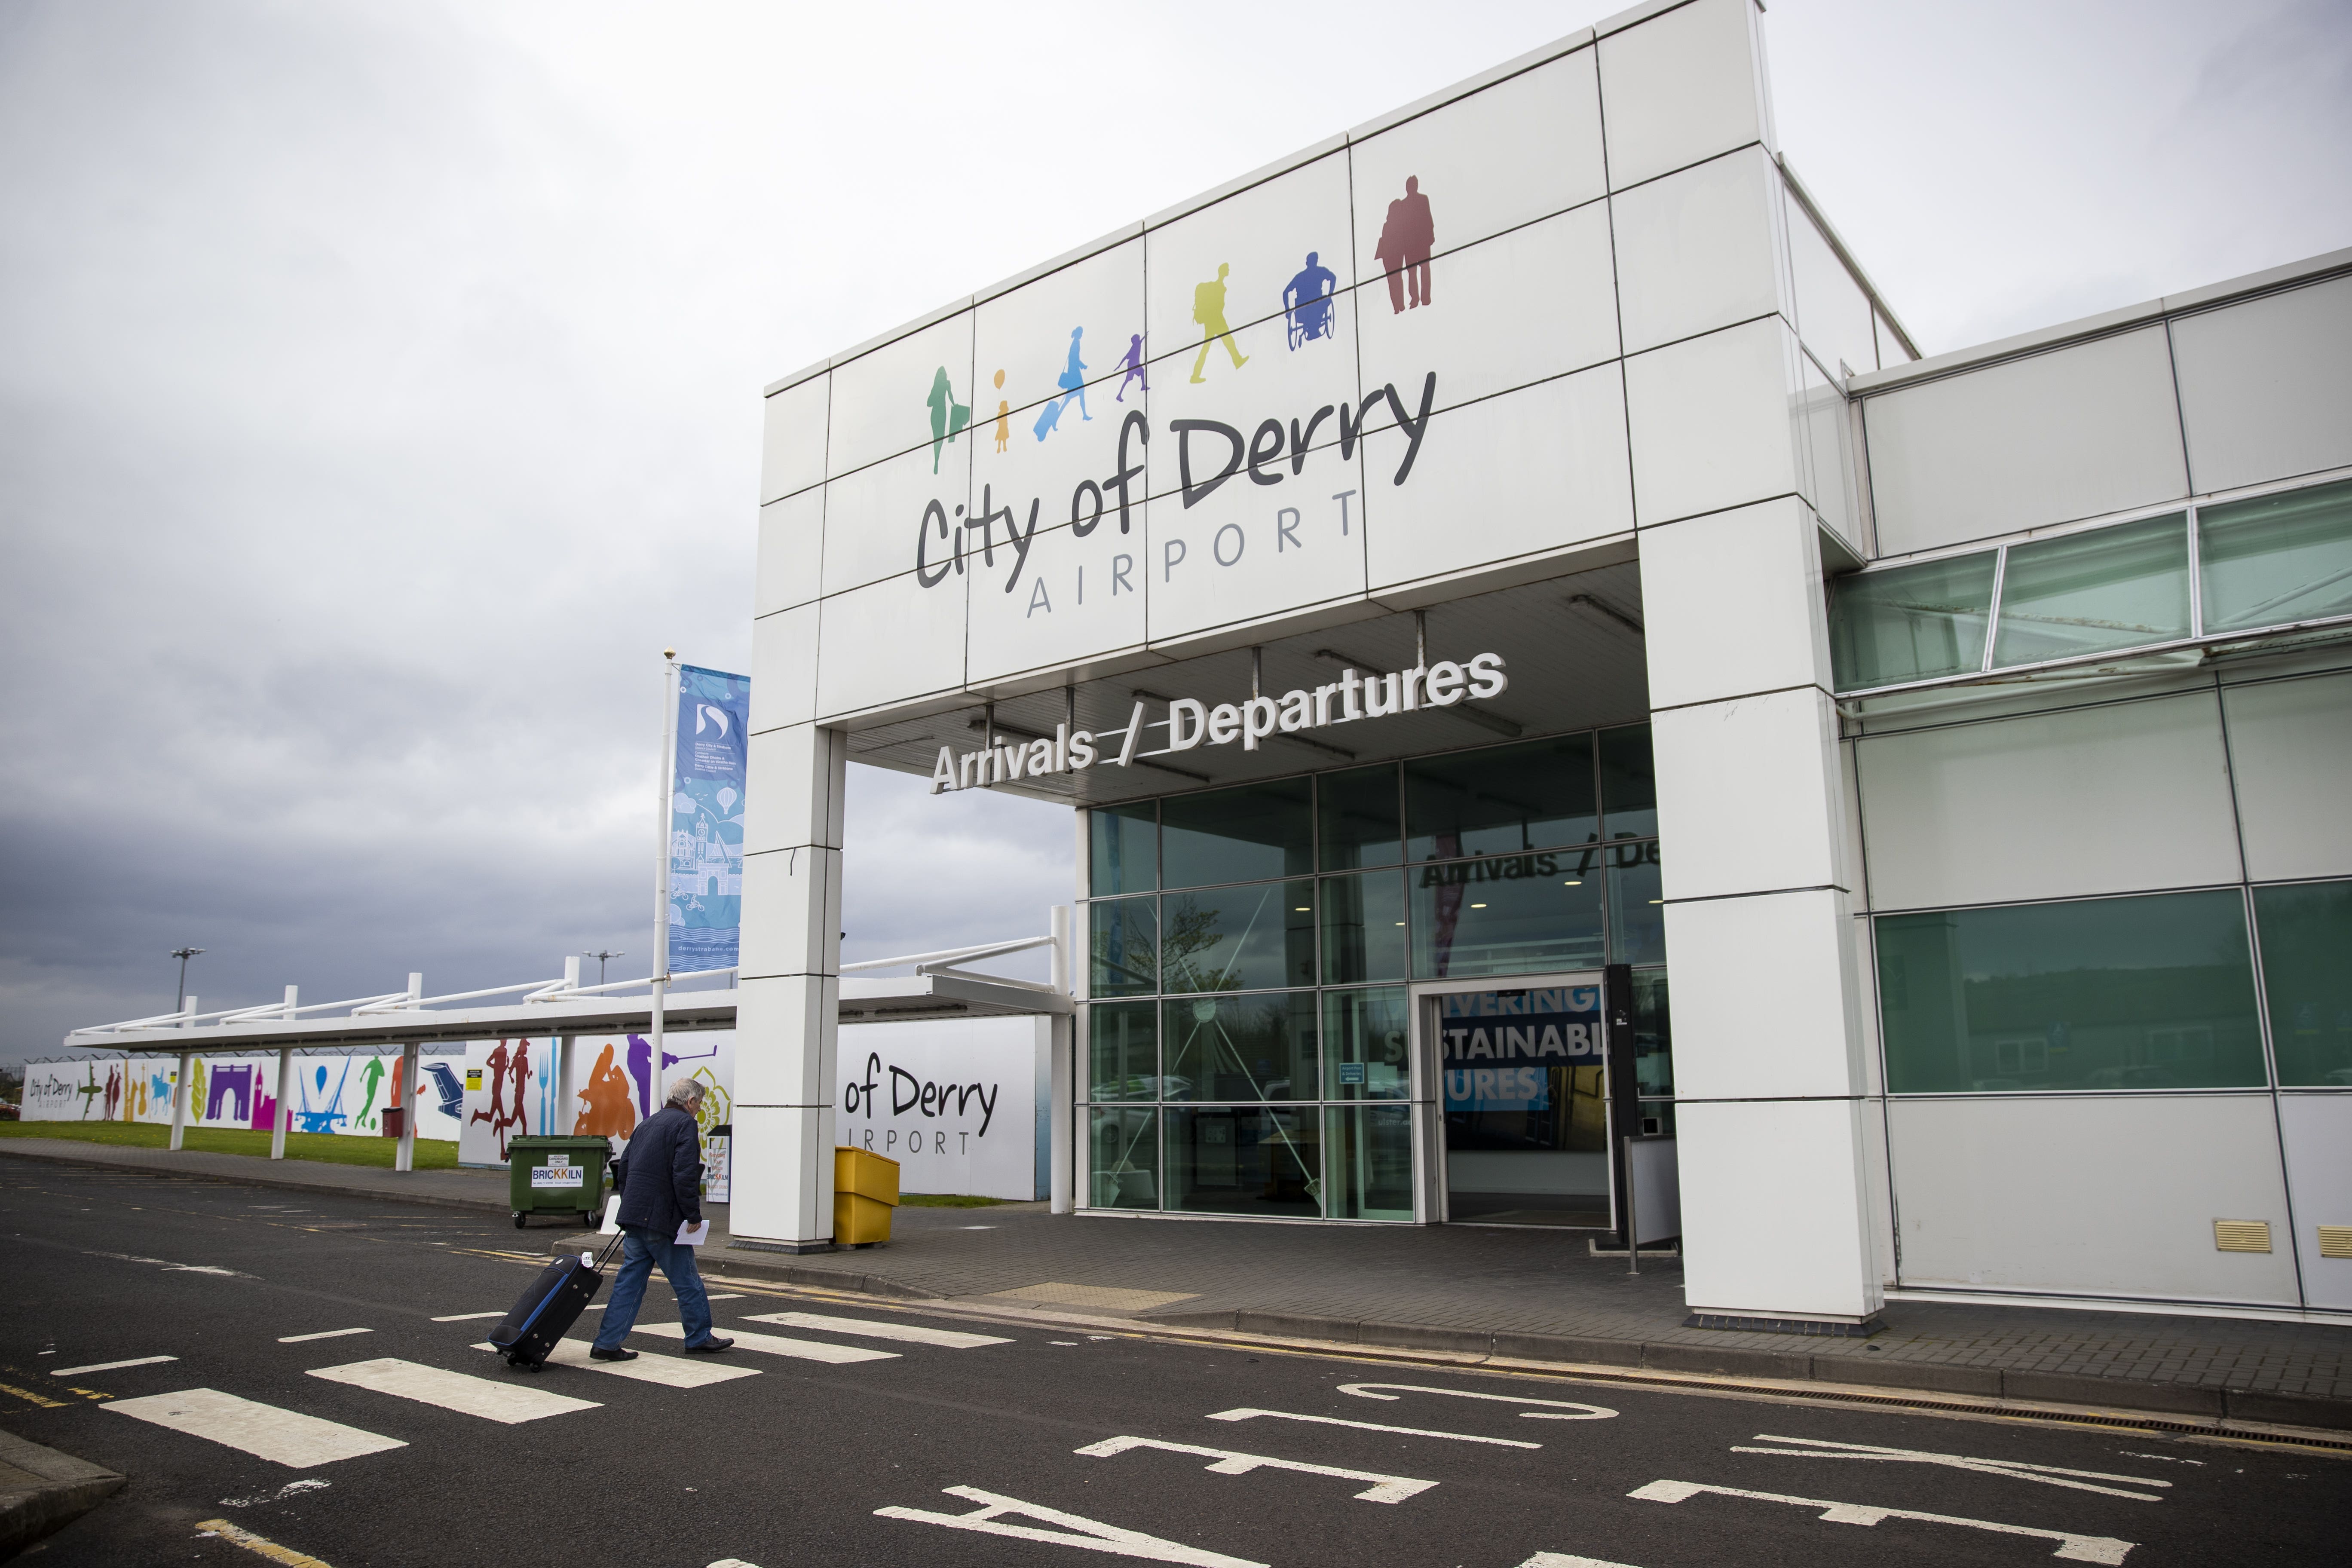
[9,1136,2346,1430]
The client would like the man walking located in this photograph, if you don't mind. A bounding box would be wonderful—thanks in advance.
[590,1078,733,1360]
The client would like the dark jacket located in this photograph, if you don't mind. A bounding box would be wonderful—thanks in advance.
[614,1104,703,1236]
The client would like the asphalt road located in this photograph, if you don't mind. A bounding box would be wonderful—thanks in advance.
[2,1161,2346,1568]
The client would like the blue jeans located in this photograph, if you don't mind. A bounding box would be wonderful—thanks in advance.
[592,1227,714,1349]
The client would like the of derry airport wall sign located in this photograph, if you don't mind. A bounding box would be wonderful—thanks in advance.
[930,649,1508,795]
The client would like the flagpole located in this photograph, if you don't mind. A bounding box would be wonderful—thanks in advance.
[653,648,680,1116]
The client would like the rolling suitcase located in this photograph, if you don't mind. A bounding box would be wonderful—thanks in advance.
[489,1233,622,1371]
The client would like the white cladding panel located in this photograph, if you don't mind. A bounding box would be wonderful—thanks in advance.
[1638,497,1826,710]
[1887,1094,2300,1305]
[822,442,970,600]
[1864,327,2190,555]
[1146,153,1356,361]
[965,513,1153,686]
[813,569,967,719]
[2278,1095,2352,1310]
[1663,888,1859,1100]
[1361,364,1632,595]
[838,1018,1050,1201]
[755,489,824,617]
[1855,692,2242,911]
[1348,46,1606,276]
[827,312,977,480]
[1676,1097,1879,1320]
[1652,685,1844,900]
[1597,0,1767,191]
[1147,444,1370,644]
[1624,316,1800,527]
[1785,196,1875,380]
[972,238,1147,442]
[747,602,818,735]
[2170,274,2352,495]
[760,374,829,504]
[1610,145,1782,357]
[2220,671,2352,882]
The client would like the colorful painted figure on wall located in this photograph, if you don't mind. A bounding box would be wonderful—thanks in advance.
[573,1042,638,1139]
[356,1055,386,1130]
[1057,327,1091,422]
[927,366,971,473]
[295,1059,352,1135]
[1284,251,1339,348]
[77,1064,103,1119]
[992,369,1010,453]
[424,1061,465,1121]
[208,1064,253,1124]
[1190,263,1248,383]
[467,1040,530,1157]
[1115,333,1148,401]
[627,1034,655,1118]
[103,1063,122,1121]
[1374,176,1435,312]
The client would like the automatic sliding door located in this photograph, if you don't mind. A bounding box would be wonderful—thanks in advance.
[1431,980,1611,1227]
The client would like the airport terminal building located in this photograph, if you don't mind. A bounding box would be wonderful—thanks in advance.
[735,0,2352,1329]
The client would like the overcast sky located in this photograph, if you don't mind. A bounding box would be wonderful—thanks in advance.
[2,0,2346,1067]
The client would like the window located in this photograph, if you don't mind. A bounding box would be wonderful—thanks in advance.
[1088,897,1158,997]
[1320,870,1408,983]
[2200,478,2352,634]
[1828,551,1997,689]
[1323,986,1410,1101]
[1161,778,1313,889]
[1164,991,1319,1102]
[1599,723,1658,839]
[1876,890,2266,1093]
[1318,763,1402,870]
[1990,512,2190,667]
[1606,844,1666,966]
[1087,1001,1158,1102]
[1088,802,1157,895]
[1159,881,1316,993]
[2254,879,2352,1087]
[1406,734,1596,861]
[1411,851,1605,980]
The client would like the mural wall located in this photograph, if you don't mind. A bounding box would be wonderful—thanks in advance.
[19,1051,467,1141]
[458,1031,738,1167]
[835,1017,1051,1201]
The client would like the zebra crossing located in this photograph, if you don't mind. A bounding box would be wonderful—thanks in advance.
[92,1302,1014,1469]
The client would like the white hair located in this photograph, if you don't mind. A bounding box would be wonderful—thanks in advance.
[665,1078,705,1109]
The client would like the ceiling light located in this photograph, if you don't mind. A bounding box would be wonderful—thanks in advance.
[1563,879,1581,886]
[1470,903,1487,909]
[1294,907,1311,913]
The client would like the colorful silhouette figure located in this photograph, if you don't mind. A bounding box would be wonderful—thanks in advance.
[1115,334,1148,401]
[992,369,1010,453]
[207,1064,253,1123]
[104,1063,122,1121]
[356,1055,386,1129]
[77,1064,103,1119]
[573,1042,638,1139]
[295,1059,352,1134]
[1058,327,1091,422]
[424,1061,466,1121]
[626,1034,654,1118]
[926,366,971,473]
[1374,176,1436,313]
[1032,392,1066,441]
[1190,264,1248,383]
[188,1058,207,1121]
[1284,251,1339,348]
[472,1041,510,1132]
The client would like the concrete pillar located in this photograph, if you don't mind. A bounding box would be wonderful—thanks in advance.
[395,1043,420,1173]
[169,1048,192,1150]
[1638,495,1880,1327]
[1049,903,1074,1215]
[730,721,848,1252]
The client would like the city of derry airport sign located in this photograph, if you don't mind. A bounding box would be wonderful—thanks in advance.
[930,649,1508,794]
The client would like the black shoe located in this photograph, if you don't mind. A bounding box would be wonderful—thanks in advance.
[589,1346,637,1362]
[684,1336,735,1355]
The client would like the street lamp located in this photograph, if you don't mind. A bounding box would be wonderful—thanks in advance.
[170,947,205,1014]
[584,950,625,987]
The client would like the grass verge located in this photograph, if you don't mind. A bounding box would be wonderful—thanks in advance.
[898,1192,1009,1208]
[0,1120,462,1170]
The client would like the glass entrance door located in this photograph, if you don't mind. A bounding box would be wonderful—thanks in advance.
[1426,978,1614,1227]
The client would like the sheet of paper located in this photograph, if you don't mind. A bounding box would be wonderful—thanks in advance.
[599,1195,622,1235]
[675,1219,710,1247]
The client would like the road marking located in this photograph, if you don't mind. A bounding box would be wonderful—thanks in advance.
[1205,1407,1540,1449]
[278,1329,373,1344]
[707,1293,746,1300]
[1517,1557,1645,1568]
[1336,1382,1617,1421]
[108,1388,406,1467]
[0,1379,69,1410]
[1735,1433,2171,1500]
[221,1479,331,1507]
[1627,1479,2136,1563]
[196,1516,337,1566]
[877,1485,1266,1567]
[634,1323,897,1364]
[470,1340,761,1387]
[52,1355,179,1377]
[744,1311,1012,1349]
[431,1313,506,1323]
[307,1358,597,1424]
[1075,1436,1436,1504]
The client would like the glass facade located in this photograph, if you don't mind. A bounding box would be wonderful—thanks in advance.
[1825,474,2352,694]
[1078,726,1668,1221]
[2254,879,2352,1087]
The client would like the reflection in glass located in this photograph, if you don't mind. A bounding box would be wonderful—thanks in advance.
[1876,890,2265,1093]
[1598,724,1657,839]
[1827,551,1997,690]
[1633,970,1673,1099]
[1991,513,2190,667]
[1607,845,1666,966]
[1088,897,1158,997]
[1160,881,1316,993]
[1161,778,1313,890]
[1635,1099,1676,1139]
[1406,735,1597,861]
[2253,879,2352,1087]
[2199,479,2352,634]
[1166,1106,1323,1217]
[1164,991,1319,1102]
[1323,986,1411,1101]
[1089,802,1157,895]
[1410,852,1605,980]
[1318,763,1403,870]
[1438,986,1611,1225]
[1087,1000,1158,1102]
[1088,1105,1159,1210]
[1320,870,1407,983]
[1325,1105,1414,1220]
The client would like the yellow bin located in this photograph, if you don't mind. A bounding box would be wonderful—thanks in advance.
[833,1145,901,1246]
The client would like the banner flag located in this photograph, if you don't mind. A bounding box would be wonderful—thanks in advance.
[670,664,749,971]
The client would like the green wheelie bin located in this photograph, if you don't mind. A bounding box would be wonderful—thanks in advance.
[507,1135,612,1228]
